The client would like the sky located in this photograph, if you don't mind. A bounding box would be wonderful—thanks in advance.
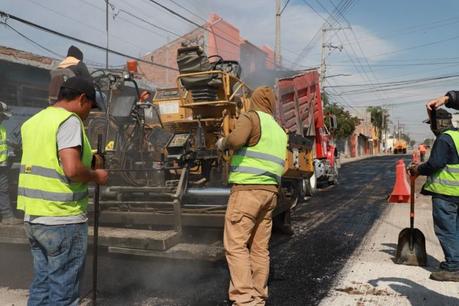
[2,0,459,142]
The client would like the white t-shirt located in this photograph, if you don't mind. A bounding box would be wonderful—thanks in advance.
[25,116,88,225]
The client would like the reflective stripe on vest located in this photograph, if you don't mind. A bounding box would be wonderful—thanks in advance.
[0,125,7,164]
[228,111,288,185]
[17,107,93,217]
[424,130,459,196]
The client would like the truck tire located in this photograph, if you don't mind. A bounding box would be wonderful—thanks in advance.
[303,173,317,197]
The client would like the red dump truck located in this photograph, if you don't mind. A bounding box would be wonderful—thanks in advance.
[276,69,339,198]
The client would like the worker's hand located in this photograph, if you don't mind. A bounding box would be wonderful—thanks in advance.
[407,163,419,177]
[91,153,105,170]
[215,137,226,151]
[93,169,109,185]
[426,95,449,111]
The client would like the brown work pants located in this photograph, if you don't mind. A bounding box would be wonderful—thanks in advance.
[224,189,277,306]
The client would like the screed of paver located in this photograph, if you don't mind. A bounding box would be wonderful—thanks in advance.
[320,179,459,306]
[0,287,28,306]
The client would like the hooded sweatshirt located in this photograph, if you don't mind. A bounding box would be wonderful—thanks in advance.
[58,56,91,79]
[224,86,279,192]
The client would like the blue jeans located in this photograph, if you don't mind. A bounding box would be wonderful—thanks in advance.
[432,197,459,271]
[0,170,13,218]
[25,222,88,306]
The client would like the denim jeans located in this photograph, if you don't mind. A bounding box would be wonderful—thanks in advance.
[24,222,88,306]
[432,197,459,271]
[0,170,13,218]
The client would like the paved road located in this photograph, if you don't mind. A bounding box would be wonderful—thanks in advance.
[0,155,404,306]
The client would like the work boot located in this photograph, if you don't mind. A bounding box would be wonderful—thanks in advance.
[430,270,459,282]
[1,217,22,225]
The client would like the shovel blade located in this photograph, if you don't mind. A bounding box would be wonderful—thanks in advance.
[395,227,427,266]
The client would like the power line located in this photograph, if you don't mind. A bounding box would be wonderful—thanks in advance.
[143,0,301,68]
[80,0,169,40]
[280,0,292,15]
[3,23,63,58]
[0,10,178,71]
[25,0,148,52]
[166,0,207,22]
[115,7,183,39]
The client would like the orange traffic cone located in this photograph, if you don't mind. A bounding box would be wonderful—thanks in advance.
[388,159,410,203]
[412,149,420,164]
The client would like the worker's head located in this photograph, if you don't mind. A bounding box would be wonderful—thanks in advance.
[425,108,453,136]
[250,86,276,115]
[0,101,11,123]
[67,45,83,61]
[56,77,96,120]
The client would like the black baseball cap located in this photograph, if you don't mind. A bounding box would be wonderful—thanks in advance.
[423,108,452,124]
[60,77,98,108]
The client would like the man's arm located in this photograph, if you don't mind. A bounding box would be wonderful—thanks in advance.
[417,135,450,176]
[426,91,459,110]
[59,148,107,184]
[222,113,253,151]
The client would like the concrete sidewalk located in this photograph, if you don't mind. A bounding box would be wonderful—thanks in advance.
[320,179,459,306]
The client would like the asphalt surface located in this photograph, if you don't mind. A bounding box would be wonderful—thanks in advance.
[0,155,404,306]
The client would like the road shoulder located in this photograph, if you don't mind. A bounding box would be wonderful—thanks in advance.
[319,179,459,306]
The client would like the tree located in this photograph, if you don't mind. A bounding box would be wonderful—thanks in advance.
[409,140,416,147]
[322,94,360,139]
[367,106,389,141]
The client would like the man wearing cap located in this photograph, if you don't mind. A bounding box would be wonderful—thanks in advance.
[49,45,91,104]
[19,77,108,305]
[216,86,288,306]
[0,101,21,224]
[409,108,459,282]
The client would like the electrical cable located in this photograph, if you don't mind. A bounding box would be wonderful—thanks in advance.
[2,23,63,58]
[280,0,292,15]
[143,0,293,68]
[0,10,178,71]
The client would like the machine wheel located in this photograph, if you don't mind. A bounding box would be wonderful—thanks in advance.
[281,180,301,211]
[303,173,317,197]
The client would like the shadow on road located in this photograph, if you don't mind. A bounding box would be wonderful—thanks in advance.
[369,277,459,305]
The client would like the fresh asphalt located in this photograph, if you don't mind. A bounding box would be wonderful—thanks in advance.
[0,155,406,306]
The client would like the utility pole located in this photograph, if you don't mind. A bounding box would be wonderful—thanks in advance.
[319,26,346,89]
[274,0,281,68]
[105,0,109,69]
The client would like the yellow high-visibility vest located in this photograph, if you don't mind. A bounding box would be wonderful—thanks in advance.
[424,130,459,196]
[17,107,93,216]
[0,124,7,166]
[229,111,288,185]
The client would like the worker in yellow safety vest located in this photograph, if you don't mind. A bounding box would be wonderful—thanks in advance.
[410,108,459,282]
[216,86,288,306]
[0,101,19,224]
[18,77,108,305]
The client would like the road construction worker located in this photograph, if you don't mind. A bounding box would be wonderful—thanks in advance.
[48,45,91,104]
[0,102,20,225]
[409,108,459,282]
[419,143,427,162]
[216,86,288,306]
[19,77,108,305]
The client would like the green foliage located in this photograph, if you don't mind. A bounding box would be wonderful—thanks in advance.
[323,94,360,138]
[367,106,389,140]
[409,140,416,147]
